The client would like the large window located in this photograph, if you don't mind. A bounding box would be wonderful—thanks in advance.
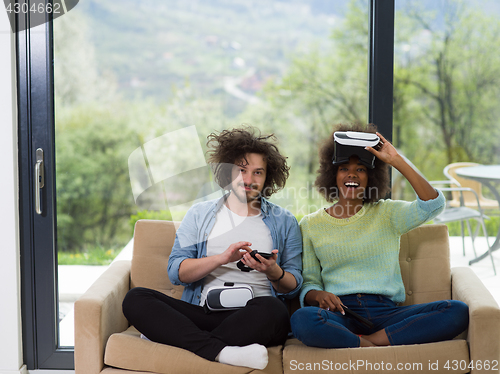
[19,0,394,369]
[53,0,372,348]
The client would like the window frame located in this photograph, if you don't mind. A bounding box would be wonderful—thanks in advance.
[17,0,74,369]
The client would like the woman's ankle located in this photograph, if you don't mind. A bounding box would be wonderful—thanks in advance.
[359,336,376,347]
[362,329,390,346]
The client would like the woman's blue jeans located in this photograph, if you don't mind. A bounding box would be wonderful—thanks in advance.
[290,294,469,348]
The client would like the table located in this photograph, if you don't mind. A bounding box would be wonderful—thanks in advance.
[455,165,500,265]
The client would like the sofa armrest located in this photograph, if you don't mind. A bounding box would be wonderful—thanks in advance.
[75,260,131,374]
[451,267,500,372]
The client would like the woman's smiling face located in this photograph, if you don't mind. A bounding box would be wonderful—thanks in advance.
[336,156,368,202]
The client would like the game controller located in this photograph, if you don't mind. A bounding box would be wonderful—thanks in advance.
[237,250,274,272]
[342,305,374,328]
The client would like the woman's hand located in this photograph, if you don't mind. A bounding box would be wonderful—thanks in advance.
[365,132,400,167]
[366,131,438,201]
[306,290,345,314]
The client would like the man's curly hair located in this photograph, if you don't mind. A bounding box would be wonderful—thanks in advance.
[206,125,289,198]
[315,123,390,203]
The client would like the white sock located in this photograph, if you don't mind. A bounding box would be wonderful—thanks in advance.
[216,344,268,370]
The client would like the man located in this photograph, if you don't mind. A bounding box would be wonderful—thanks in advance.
[122,126,302,370]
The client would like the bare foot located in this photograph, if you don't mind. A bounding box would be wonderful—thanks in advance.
[359,336,376,347]
[362,329,390,346]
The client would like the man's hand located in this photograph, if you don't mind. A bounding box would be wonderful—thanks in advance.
[217,241,253,265]
[240,249,279,276]
[179,241,251,284]
[240,248,297,294]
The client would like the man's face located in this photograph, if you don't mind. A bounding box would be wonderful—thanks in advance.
[230,153,267,203]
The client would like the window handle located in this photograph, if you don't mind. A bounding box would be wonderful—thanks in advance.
[35,148,44,215]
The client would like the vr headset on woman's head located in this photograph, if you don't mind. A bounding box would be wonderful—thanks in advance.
[332,131,380,169]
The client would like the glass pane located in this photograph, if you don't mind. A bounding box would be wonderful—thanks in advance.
[393,1,500,198]
[393,0,500,272]
[54,0,368,347]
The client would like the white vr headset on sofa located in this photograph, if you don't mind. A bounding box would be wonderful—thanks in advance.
[204,282,254,312]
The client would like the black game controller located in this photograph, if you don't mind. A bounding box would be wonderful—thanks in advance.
[342,306,374,328]
[237,250,274,272]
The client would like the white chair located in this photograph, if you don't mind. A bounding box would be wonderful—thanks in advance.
[430,180,496,275]
[444,163,498,210]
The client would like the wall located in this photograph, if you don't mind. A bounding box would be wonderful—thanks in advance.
[0,9,25,374]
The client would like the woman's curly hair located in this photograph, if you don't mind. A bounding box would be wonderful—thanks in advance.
[206,125,289,198]
[315,123,390,203]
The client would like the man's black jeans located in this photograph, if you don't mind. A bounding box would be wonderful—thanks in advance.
[122,287,290,361]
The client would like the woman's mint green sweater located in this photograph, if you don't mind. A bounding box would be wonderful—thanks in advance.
[299,191,445,306]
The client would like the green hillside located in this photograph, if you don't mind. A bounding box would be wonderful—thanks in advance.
[77,0,339,106]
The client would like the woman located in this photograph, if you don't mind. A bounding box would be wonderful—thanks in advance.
[291,123,469,348]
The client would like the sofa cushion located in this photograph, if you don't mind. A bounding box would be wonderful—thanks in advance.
[283,338,469,374]
[398,225,451,306]
[131,220,184,299]
[101,368,151,374]
[104,326,284,374]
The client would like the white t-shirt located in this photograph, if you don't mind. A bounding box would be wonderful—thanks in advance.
[199,204,274,306]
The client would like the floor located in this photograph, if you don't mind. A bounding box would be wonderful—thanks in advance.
[57,235,500,347]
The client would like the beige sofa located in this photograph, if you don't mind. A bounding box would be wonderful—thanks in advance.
[75,220,500,374]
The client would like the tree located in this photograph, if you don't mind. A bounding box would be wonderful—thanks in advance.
[56,104,140,251]
[53,10,117,107]
[396,1,500,165]
[260,0,369,182]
